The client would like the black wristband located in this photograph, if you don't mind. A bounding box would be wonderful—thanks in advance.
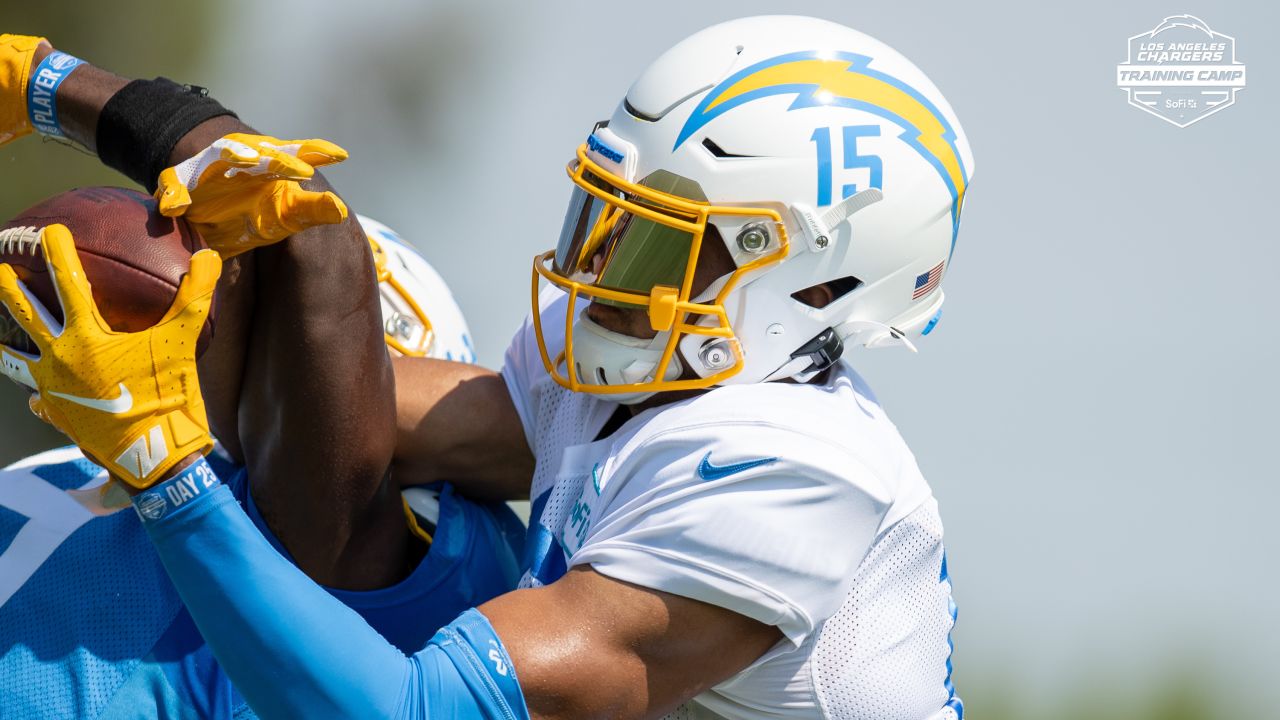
[96,78,238,192]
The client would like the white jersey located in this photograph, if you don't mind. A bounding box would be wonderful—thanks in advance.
[502,288,963,720]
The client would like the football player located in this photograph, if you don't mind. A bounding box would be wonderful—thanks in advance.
[0,26,533,587]
[0,217,522,719]
[3,30,518,719]
[3,15,974,719]
[0,30,523,599]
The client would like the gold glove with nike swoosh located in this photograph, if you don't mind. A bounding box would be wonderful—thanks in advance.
[155,133,350,258]
[0,224,221,489]
[0,34,48,146]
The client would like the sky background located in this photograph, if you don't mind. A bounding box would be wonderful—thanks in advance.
[2,1,1277,716]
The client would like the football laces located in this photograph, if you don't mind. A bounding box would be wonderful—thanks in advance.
[0,226,42,256]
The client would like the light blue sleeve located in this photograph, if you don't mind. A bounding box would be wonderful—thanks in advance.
[133,461,528,720]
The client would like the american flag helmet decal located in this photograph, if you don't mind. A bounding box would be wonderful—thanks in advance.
[913,261,945,300]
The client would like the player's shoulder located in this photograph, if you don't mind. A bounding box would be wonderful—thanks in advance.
[0,450,207,719]
[613,364,923,500]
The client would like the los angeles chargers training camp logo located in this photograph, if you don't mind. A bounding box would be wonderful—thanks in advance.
[1116,15,1246,128]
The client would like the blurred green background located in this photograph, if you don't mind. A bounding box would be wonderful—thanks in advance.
[3,2,1277,718]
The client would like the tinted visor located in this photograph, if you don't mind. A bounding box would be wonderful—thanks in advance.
[554,167,707,307]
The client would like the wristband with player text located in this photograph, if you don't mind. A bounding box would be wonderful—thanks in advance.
[26,50,83,138]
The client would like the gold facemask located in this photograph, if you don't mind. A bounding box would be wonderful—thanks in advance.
[531,144,790,395]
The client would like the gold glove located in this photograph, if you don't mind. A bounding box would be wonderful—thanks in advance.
[0,34,48,145]
[0,224,220,488]
[155,133,349,257]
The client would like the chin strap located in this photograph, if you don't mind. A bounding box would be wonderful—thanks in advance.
[787,327,844,383]
[768,318,918,384]
[836,319,919,353]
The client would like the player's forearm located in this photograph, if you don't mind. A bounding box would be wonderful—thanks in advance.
[34,40,406,584]
[31,42,242,170]
[26,43,115,151]
[136,458,527,720]
[138,461,411,718]
[241,212,408,589]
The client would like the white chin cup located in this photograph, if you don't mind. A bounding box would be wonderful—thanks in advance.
[569,310,682,405]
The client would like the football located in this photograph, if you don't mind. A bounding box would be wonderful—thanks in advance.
[0,187,213,356]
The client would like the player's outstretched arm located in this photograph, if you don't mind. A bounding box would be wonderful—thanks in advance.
[136,457,778,720]
[4,36,423,588]
[0,232,780,716]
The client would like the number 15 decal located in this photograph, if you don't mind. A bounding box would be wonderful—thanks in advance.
[811,125,883,207]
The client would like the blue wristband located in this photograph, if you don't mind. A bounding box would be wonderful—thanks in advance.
[132,458,222,526]
[27,51,84,138]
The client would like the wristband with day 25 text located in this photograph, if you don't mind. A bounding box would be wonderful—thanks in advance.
[132,457,222,526]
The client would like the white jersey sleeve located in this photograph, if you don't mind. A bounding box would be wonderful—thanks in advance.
[571,420,894,646]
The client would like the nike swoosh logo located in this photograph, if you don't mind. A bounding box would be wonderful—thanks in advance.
[49,384,134,414]
[697,452,778,481]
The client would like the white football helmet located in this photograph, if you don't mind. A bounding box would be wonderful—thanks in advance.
[358,215,475,363]
[532,15,974,403]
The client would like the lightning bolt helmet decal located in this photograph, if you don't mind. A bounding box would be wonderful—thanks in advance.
[674,51,969,243]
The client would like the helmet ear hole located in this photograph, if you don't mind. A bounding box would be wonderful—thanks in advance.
[791,276,862,309]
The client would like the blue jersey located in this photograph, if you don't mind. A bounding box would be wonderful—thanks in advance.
[0,447,524,719]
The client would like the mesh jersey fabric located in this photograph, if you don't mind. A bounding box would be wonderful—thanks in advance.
[0,446,526,719]
[501,286,963,719]
[0,446,248,720]
[234,473,526,654]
